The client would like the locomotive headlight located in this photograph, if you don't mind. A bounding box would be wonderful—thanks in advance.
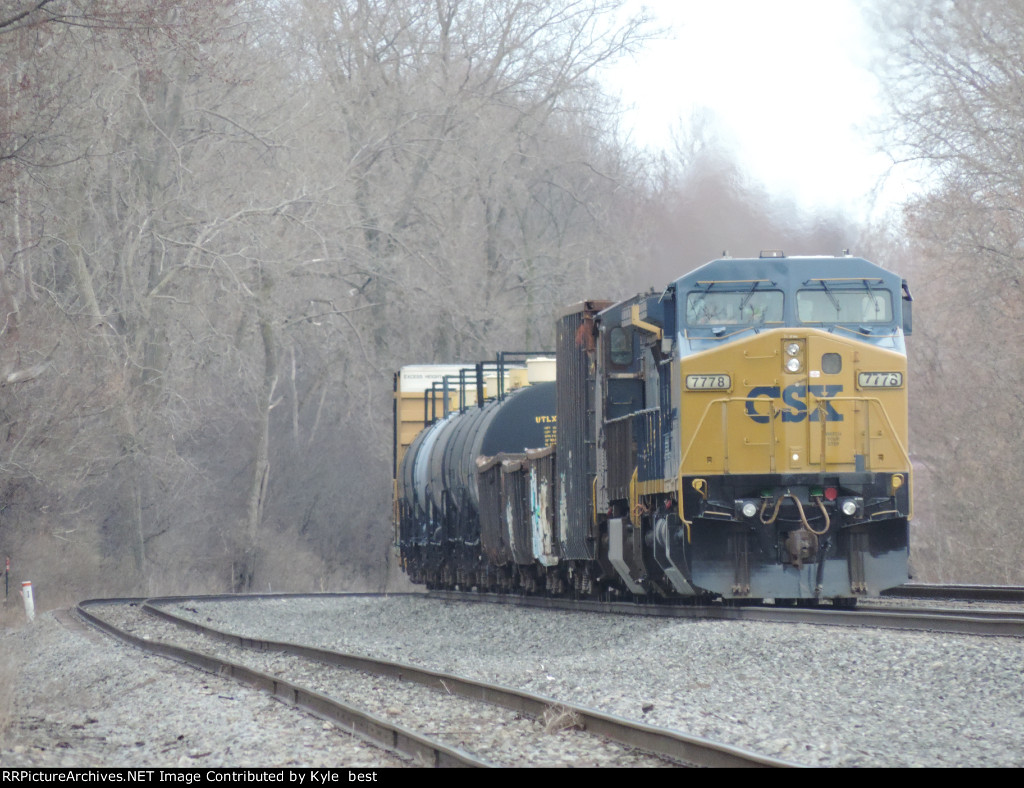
[840,498,860,517]
[785,342,801,356]
[785,357,802,373]
[736,499,761,519]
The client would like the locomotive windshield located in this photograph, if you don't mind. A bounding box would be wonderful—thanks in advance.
[686,288,784,326]
[675,257,907,356]
[797,279,893,324]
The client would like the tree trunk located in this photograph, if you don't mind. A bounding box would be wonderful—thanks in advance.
[239,293,277,591]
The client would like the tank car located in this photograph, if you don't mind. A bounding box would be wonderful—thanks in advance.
[393,252,913,603]
[394,361,557,590]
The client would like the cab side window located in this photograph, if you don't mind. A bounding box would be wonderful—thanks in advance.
[609,326,632,367]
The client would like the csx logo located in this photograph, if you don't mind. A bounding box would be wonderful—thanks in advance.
[745,385,844,423]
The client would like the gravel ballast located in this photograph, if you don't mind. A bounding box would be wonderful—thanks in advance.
[2,594,1023,767]
[0,609,408,768]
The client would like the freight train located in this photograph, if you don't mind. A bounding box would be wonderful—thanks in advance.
[393,252,913,603]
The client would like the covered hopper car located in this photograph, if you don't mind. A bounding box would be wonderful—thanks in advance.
[393,252,913,603]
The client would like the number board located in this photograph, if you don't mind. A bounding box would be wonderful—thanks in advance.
[857,371,904,388]
[685,374,732,391]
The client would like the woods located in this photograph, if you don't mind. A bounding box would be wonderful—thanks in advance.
[0,0,664,597]
[1,0,1022,600]
[870,0,1024,581]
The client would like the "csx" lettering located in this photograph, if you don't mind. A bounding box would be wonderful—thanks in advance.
[745,385,844,423]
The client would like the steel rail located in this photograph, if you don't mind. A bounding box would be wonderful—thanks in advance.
[426,590,1024,638]
[141,595,797,768]
[857,604,1024,620]
[882,583,1024,603]
[75,598,490,768]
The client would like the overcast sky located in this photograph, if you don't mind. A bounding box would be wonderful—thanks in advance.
[600,0,908,221]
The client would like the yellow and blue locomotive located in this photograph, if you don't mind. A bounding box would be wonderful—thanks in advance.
[394,252,912,603]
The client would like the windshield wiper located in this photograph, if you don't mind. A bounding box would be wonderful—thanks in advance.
[819,279,840,312]
[861,278,883,320]
[739,281,761,311]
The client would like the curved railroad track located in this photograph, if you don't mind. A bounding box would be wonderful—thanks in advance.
[76,595,795,768]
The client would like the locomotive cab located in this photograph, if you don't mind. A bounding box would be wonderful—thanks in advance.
[595,253,911,602]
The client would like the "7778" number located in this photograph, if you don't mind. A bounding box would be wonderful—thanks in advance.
[857,371,903,388]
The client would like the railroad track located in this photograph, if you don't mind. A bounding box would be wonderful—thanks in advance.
[425,590,1024,639]
[882,583,1024,603]
[76,596,795,768]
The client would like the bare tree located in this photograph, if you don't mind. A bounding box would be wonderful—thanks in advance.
[279,0,654,357]
[0,1,311,593]
[869,0,1024,582]
[0,0,669,596]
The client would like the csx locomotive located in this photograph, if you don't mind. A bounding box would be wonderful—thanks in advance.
[393,252,912,603]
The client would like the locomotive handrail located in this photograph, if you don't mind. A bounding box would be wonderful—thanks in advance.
[677,393,912,519]
[825,395,911,465]
[677,394,909,474]
[825,395,914,521]
[677,395,774,478]
[675,395,756,534]
[830,324,902,342]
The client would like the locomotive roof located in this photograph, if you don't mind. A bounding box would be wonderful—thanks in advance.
[673,255,903,292]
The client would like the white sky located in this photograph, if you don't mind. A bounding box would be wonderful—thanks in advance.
[600,0,909,221]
